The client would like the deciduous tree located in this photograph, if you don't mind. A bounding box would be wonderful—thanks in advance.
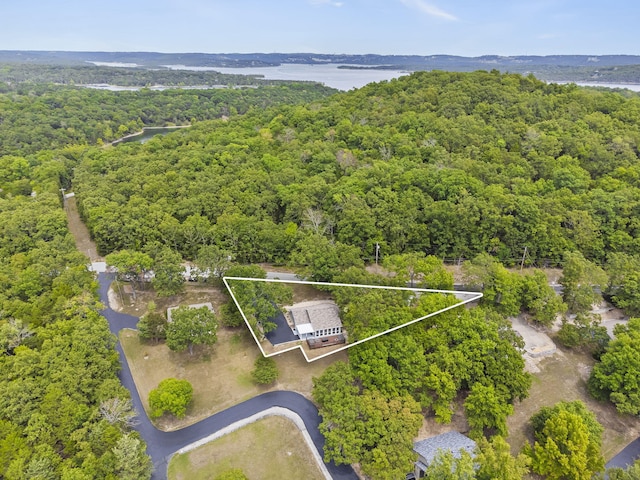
[251,356,279,385]
[588,318,640,414]
[166,305,218,355]
[527,401,604,480]
[151,247,185,297]
[148,378,193,418]
[137,301,168,343]
[475,435,530,480]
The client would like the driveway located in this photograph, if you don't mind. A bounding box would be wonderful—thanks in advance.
[97,273,356,480]
[265,309,299,345]
[607,438,640,470]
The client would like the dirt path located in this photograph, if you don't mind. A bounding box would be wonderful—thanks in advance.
[64,195,102,262]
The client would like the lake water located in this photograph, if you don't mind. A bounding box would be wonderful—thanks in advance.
[571,81,640,92]
[113,126,190,145]
[162,63,410,91]
[84,62,640,93]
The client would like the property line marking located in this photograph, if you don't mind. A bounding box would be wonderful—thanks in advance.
[222,277,483,363]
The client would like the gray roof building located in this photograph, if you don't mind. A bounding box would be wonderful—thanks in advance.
[412,431,477,477]
[290,301,343,338]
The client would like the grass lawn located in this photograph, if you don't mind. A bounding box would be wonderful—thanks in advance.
[120,322,345,431]
[167,416,324,480]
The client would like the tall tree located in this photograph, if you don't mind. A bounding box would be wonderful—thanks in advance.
[137,301,168,343]
[475,435,530,480]
[383,252,453,289]
[313,362,422,480]
[112,433,153,480]
[195,245,234,283]
[560,251,608,314]
[151,247,185,297]
[527,401,605,480]
[105,249,153,299]
[464,383,513,439]
[422,450,476,480]
[166,305,218,355]
[606,253,640,316]
[588,318,640,414]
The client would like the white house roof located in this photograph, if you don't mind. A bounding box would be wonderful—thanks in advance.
[297,323,315,335]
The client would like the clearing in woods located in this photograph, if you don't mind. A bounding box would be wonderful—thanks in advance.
[64,190,639,462]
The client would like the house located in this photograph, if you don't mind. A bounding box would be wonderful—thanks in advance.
[288,301,346,349]
[411,431,477,478]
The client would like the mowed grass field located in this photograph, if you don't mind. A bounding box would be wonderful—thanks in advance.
[167,416,325,480]
[118,280,346,430]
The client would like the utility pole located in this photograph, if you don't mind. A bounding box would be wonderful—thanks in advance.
[520,246,528,272]
[375,242,380,265]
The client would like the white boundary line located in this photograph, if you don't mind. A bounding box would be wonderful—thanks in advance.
[222,277,483,363]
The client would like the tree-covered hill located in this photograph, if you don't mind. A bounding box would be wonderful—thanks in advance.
[0,167,151,478]
[0,63,322,88]
[72,70,640,267]
[0,82,336,156]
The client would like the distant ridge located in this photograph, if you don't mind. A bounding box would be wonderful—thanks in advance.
[2,50,640,69]
[3,51,640,84]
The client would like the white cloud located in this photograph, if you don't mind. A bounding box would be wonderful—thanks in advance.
[309,0,344,6]
[399,0,458,21]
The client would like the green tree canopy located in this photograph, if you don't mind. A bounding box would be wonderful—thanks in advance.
[105,249,153,299]
[151,247,185,297]
[251,356,279,385]
[166,305,218,355]
[560,251,608,314]
[475,435,530,480]
[148,378,193,419]
[588,318,640,414]
[527,401,605,480]
[313,362,422,480]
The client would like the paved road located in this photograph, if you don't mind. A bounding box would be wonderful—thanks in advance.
[607,438,640,470]
[97,273,357,480]
[265,271,301,281]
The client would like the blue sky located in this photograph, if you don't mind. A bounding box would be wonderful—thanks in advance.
[2,0,638,56]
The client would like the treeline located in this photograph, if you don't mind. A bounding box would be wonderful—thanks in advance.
[72,70,640,268]
[0,82,336,156]
[0,63,320,88]
[0,168,151,477]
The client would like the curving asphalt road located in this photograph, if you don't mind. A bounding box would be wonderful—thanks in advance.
[97,273,357,480]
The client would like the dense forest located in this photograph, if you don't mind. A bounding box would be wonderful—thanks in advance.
[0,82,335,156]
[0,170,151,476]
[4,67,640,479]
[72,70,640,268]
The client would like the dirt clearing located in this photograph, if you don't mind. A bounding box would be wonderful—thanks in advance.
[506,346,640,461]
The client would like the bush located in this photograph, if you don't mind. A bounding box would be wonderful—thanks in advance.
[148,378,193,418]
[251,356,279,385]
